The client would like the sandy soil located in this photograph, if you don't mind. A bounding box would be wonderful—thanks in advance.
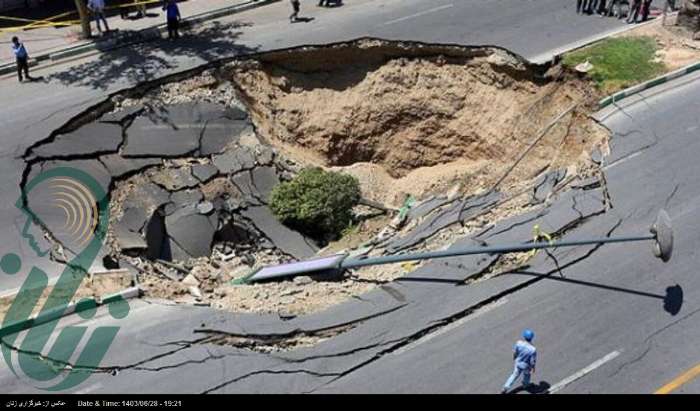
[229,41,607,207]
[619,15,700,69]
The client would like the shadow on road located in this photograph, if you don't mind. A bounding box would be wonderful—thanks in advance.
[510,271,684,316]
[47,21,258,91]
[509,381,551,394]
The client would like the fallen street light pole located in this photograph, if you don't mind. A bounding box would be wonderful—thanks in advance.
[341,234,655,269]
[239,210,673,283]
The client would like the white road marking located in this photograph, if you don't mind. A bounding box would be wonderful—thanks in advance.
[548,350,621,394]
[74,382,103,394]
[383,4,454,26]
[392,298,508,356]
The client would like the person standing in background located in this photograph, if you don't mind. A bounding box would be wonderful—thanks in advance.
[87,0,110,34]
[11,36,31,83]
[163,0,182,39]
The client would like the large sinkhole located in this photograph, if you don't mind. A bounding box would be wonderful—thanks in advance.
[19,39,608,315]
[230,40,606,183]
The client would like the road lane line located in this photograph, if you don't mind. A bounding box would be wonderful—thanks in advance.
[392,298,508,356]
[548,350,621,394]
[655,362,700,394]
[383,4,454,26]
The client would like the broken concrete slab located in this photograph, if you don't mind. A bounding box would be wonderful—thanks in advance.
[120,206,149,233]
[199,122,252,156]
[122,105,207,157]
[165,206,217,259]
[114,224,148,251]
[165,236,193,262]
[538,188,606,235]
[99,104,145,123]
[254,145,275,166]
[191,164,218,183]
[100,154,161,178]
[530,169,566,205]
[241,206,318,260]
[387,191,501,254]
[32,122,124,159]
[170,189,204,209]
[232,171,263,206]
[212,147,256,175]
[250,166,280,204]
[151,167,199,191]
[125,182,171,211]
[398,238,500,283]
[407,196,453,221]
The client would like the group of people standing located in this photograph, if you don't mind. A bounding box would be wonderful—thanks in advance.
[576,0,659,24]
[86,0,181,39]
[10,0,184,84]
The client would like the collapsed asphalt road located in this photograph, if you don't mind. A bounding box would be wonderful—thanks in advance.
[2,65,699,394]
[10,40,609,316]
[0,0,691,395]
[0,0,631,293]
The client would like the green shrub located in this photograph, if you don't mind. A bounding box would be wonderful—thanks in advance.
[270,167,361,240]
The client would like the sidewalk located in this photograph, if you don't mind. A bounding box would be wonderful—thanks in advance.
[0,0,277,67]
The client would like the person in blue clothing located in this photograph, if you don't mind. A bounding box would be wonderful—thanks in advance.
[11,36,31,83]
[501,329,537,394]
[163,0,182,39]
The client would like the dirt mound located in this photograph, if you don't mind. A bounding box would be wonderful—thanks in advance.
[230,40,605,197]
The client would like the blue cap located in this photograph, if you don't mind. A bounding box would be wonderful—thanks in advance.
[523,329,534,342]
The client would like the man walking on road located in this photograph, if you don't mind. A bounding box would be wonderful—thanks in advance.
[87,0,111,35]
[501,329,537,394]
[11,36,31,83]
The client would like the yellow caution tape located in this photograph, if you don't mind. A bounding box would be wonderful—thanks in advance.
[0,0,165,32]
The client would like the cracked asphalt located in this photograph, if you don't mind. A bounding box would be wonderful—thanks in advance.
[2,0,699,395]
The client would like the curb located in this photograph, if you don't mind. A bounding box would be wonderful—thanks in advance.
[0,0,280,76]
[598,60,700,109]
[0,286,142,338]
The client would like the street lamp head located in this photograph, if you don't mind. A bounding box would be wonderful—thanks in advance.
[651,209,673,263]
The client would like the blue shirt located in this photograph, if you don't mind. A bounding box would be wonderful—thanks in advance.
[164,3,180,19]
[12,43,27,59]
[513,340,537,370]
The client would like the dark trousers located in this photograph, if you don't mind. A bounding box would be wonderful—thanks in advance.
[167,18,179,38]
[641,0,652,21]
[628,0,642,22]
[290,1,300,20]
[16,57,29,81]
